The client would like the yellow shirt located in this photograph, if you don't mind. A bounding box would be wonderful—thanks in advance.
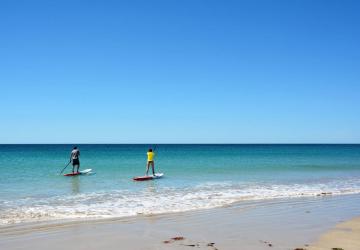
[147,152,155,162]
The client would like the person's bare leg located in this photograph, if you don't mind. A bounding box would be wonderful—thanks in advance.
[146,162,150,175]
[151,162,155,175]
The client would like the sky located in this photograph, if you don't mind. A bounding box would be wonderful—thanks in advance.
[0,0,359,143]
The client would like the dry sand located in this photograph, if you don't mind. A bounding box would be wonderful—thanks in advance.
[308,216,360,250]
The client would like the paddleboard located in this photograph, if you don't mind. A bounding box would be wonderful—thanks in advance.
[133,173,164,181]
[64,169,92,176]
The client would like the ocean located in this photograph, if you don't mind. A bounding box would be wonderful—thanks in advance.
[0,144,360,226]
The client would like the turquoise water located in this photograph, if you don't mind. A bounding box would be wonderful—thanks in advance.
[1,144,360,225]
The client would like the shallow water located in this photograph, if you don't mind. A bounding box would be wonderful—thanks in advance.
[0,144,360,225]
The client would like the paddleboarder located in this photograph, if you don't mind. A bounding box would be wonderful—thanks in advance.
[146,148,155,176]
[70,146,81,173]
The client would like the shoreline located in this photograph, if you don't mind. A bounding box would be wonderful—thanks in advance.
[2,192,360,231]
[0,193,356,231]
[1,194,360,250]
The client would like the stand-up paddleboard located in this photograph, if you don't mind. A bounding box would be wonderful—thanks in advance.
[133,173,164,181]
[64,169,92,176]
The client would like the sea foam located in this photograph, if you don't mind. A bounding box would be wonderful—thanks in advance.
[1,178,360,225]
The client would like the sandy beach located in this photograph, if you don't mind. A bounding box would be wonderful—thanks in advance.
[1,194,360,250]
[309,216,360,250]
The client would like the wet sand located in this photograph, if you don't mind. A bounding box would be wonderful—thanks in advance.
[1,194,360,250]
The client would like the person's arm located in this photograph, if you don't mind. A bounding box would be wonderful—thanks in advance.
[69,152,73,162]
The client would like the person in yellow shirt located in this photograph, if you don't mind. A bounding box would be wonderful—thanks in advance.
[146,148,155,176]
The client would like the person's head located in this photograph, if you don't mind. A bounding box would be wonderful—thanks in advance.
[73,146,78,150]
[148,148,152,152]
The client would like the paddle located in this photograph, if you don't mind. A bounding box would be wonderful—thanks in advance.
[60,161,71,174]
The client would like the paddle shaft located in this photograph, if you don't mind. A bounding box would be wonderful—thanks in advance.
[60,161,71,174]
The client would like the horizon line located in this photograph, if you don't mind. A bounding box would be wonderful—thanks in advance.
[0,143,359,145]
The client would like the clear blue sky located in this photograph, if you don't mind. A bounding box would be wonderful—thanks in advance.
[0,0,359,143]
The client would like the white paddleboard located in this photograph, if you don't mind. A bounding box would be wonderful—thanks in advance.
[64,168,92,176]
[153,173,163,178]
[79,169,92,174]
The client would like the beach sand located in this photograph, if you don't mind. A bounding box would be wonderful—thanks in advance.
[308,216,360,250]
[1,195,360,250]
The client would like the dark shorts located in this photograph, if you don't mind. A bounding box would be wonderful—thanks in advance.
[72,159,80,166]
